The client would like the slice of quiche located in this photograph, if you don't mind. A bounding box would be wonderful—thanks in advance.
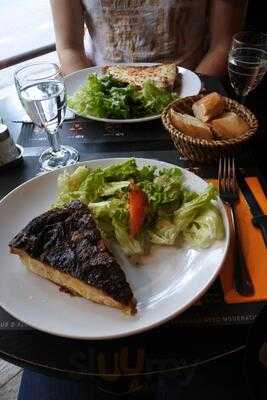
[103,63,180,90]
[9,201,136,315]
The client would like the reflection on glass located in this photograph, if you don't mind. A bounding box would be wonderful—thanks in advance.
[15,62,79,170]
[228,31,267,104]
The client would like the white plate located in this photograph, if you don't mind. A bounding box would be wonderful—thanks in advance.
[65,64,202,123]
[0,158,229,340]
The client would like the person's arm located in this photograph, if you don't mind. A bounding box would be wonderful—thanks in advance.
[196,0,248,76]
[50,0,92,75]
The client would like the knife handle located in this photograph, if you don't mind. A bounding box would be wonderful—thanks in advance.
[230,206,255,296]
[234,240,255,296]
[252,215,267,247]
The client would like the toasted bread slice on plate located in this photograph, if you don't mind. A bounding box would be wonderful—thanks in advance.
[103,63,179,90]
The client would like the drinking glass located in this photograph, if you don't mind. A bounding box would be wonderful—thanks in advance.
[14,62,79,170]
[228,31,267,104]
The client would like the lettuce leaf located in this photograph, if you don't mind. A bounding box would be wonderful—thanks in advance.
[67,166,90,192]
[141,167,183,209]
[148,184,219,247]
[54,167,91,207]
[78,170,105,202]
[135,165,157,182]
[138,80,179,114]
[68,74,136,118]
[102,159,157,183]
[183,205,225,248]
[68,74,179,119]
[182,188,198,204]
[112,221,144,256]
[102,181,130,197]
[173,185,217,234]
[53,191,85,209]
[111,204,145,256]
[149,218,177,245]
[88,200,112,218]
[103,159,138,181]
[57,166,90,195]
[68,74,108,118]
[89,197,145,256]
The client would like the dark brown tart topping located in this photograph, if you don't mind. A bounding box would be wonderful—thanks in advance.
[9,201,134,306]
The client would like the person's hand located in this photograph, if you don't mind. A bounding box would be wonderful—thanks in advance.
[60,49,92,75]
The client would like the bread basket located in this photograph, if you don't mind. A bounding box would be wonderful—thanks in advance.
[161,95,258,163]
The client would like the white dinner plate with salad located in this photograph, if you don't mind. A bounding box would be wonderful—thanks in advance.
[65,64,202,123]
[0,158,229,340]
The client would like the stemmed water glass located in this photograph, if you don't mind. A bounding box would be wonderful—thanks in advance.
[228,31,267,104]
[14,62,79,170]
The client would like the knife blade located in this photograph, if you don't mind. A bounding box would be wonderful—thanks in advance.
[238,172,267,246]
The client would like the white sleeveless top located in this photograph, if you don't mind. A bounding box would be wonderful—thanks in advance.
[82,0,209,68]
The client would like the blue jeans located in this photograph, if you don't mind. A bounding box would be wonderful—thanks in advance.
[18,370,96,400]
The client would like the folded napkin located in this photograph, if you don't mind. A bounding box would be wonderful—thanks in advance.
[218,177,267,303]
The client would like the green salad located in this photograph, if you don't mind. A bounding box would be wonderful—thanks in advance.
[68,74,179,119]
[53,160,224,257]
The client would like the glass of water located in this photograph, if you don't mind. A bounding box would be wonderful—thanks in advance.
[228,31,267,104]
[14,62,79,170]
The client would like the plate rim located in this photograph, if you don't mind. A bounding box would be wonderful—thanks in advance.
[0,157,230,340]
[64,64,202,124]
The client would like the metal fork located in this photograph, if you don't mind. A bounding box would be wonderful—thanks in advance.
[218,156,255,296]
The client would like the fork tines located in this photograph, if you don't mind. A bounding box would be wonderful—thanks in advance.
[218,155,237,196]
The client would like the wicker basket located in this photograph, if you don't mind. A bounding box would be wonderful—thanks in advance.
[161,95,258,163]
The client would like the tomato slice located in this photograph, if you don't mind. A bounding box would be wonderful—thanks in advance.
[128,184,148,236]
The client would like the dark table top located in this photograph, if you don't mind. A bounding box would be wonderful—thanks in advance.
[0,75,266,397]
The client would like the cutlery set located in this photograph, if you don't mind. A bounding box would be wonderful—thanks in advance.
[190,156,267,297]
[218,155,267,297]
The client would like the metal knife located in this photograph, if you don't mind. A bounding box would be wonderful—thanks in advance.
[238,172,267,246]
[257,167,267,198]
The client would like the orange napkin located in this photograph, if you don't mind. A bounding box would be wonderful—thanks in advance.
[215,177,267,303]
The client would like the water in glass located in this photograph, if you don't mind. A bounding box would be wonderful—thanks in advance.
[20,81,66,133]
[14,62,79,171]
[228,47,267,96]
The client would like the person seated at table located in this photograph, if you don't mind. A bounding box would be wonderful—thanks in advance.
[50,0,248,76]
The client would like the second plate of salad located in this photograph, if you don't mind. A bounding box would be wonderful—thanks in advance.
[65,63,202,123]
